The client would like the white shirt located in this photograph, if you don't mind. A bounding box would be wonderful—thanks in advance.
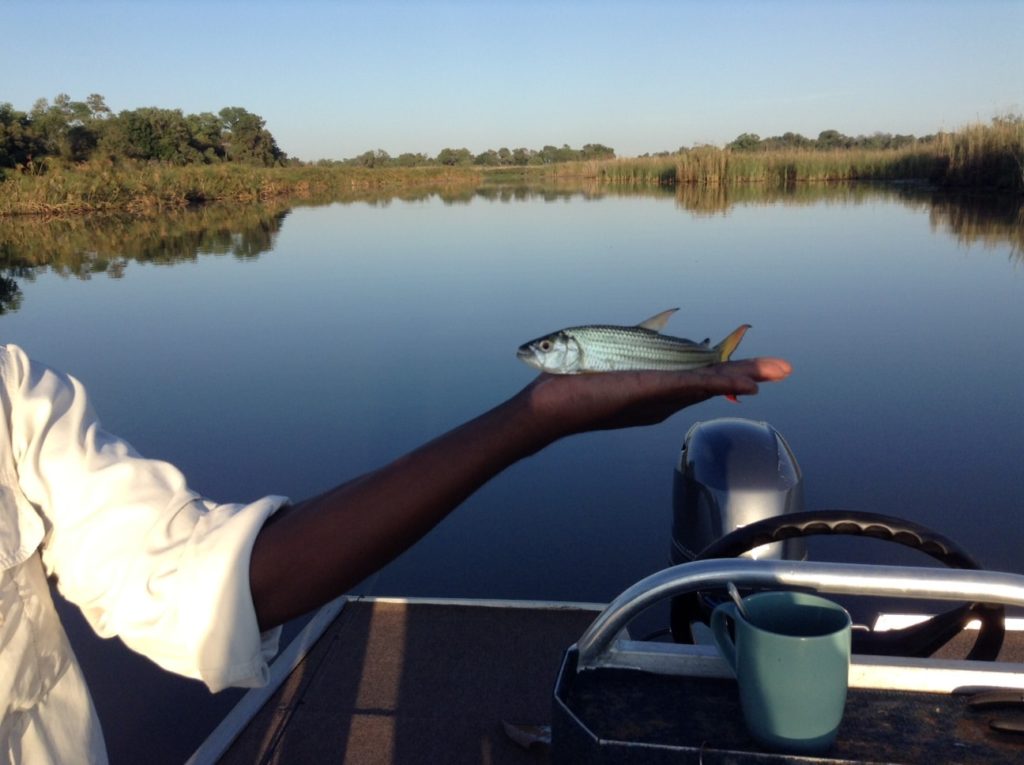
[0,345,286,764]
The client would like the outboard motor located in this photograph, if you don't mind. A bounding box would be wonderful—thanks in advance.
[672,418,806,566]
[670,418,806,644]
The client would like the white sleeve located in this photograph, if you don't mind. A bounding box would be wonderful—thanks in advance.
[3,345,287,692]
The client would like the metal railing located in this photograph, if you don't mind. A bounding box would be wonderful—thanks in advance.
[576,559,1024,671]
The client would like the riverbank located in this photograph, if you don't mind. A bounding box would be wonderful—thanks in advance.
[0,163,493,215]
[574,119,1024,191]
[1,121,1020,215]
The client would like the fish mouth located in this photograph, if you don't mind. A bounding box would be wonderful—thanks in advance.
[516,345,542,368]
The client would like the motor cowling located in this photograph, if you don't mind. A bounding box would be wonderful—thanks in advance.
[671,418,806,564]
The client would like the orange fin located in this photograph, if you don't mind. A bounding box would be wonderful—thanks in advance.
[714,324,751,362]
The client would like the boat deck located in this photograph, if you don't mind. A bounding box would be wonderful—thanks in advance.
[211,598,600,764]
[198,596,1024,764]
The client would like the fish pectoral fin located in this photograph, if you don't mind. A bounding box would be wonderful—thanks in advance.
[636,308,679,332]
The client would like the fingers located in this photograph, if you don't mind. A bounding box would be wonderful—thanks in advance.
[522,357,792,434]
[671,357,791,402]
[715,357,792,382]
[750,357,792,380]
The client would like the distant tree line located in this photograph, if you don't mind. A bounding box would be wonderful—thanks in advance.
[0,93,287,171]
[323,143,617,169]
[721,129,932,153]
[0,96,616,173]
[2,93,967,177]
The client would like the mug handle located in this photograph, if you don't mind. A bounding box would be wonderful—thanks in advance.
[710,602,739,672]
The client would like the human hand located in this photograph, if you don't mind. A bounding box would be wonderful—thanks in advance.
[518,357,792,441]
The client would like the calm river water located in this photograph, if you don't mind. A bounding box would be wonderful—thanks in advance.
[1,183,1022,762]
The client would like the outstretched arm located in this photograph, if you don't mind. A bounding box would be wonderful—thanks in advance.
[249,358,791,629]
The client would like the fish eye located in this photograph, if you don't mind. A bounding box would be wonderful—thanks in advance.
[539,340,553,352]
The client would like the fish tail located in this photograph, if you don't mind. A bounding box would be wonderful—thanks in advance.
[714,324,751,362]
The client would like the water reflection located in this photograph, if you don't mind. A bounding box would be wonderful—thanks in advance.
[674,181,1024,255]
[671,181,886,215]
[925,192,1024,258]
[0,184,1020,312]
[0,275,20,314]
[0,202,291,277]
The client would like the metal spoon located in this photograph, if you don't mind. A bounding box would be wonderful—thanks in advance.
[727,582,752,621]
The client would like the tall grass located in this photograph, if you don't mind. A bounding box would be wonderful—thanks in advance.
[0,162,485,215]
[936,118,1024,191]
[555,145,951,187]
[551,119,1023,192]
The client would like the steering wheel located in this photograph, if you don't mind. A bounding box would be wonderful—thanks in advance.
[669,509,1005,661]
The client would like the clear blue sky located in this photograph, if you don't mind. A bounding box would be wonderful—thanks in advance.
[3,0,1021,161]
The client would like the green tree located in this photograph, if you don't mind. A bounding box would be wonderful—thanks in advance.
[100,107,202,164]
[435,147,472,166]
[218,107,285,166]
[85,93,111,120]
[581,143,615,160]
[473,149,500,166]
[1,94,290,168]
[353,149,392,167]
[536,144,584,163]
[28,95,73,160]
[186,111,226,162]
[395,152,428,167]
[511,147,535,165]
[780,132,810,149]
[727,133,762,151]
[0,103,41,168]
[18,93,108,164]
[816,130,851,150]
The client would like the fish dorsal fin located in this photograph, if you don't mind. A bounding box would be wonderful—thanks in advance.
[637,308,679,332]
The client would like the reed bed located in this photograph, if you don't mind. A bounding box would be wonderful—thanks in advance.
[555,145,951,187]
[935,118,1024,191]
[0,162,485,215]
[547,120,1023,192]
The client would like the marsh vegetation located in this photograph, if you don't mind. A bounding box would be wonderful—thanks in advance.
[1,93,1021,215]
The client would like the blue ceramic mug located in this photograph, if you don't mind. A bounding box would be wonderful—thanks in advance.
[711,590,852,754]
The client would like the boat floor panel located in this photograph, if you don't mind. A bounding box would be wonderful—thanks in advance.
[218,599,599,764]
